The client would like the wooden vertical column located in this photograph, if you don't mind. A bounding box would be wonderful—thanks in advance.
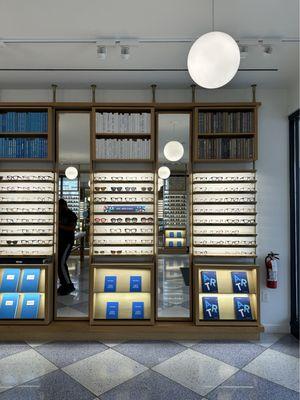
[191,84,196,103]
[251,84,257,102]
[151,84,157,103]
[91,84,97,103]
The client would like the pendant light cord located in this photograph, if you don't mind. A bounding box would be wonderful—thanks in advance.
[212,0,215,31]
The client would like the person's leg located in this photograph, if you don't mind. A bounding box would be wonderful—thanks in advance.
[58,240,74,292]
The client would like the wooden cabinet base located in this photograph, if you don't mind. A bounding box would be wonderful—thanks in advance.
[0,321,264,341]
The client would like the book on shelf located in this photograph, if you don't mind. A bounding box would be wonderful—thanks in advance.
[0,269,21,292]
[96,138,150,160]
[104,276,117,292]
[198,137,254,160]
[106,301,119,319]
[19,269,41,292]
[198,111,253,133]
[0,137,48,158]
[0,111,48,132]
[201,271,218,293]
[202,296,219,320]
[234,296,253,320]
[96,112,151,134]
[132,301,144,319]
[20,293,41,319]
[0,293,19,319]
[130,276,142,292]
[231,271,250,293]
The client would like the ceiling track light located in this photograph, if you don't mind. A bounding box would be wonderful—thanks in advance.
[121,45,130,60]
[239,45,248,59]
[262,44,273,55]
[97,45,107,60]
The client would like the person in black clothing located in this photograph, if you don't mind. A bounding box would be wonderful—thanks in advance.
[58,199,77,295]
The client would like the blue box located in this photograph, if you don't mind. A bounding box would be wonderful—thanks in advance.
[130,276,142,292]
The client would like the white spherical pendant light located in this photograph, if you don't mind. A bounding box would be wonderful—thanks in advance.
[65,166,78,180]
[164,141,184,162]
[158,166,171,180]
[187,31,240,89]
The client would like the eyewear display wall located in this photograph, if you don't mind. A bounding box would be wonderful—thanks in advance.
[0,102,262,336]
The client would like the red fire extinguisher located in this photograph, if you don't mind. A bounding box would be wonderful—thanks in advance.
[265,252,279,289]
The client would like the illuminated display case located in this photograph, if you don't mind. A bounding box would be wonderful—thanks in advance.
[0,171,56,257]
[194,264,259,325]
[91,263,154,325]
[192,171,257,257]
[0,263,53,324]
[92,172,155,257]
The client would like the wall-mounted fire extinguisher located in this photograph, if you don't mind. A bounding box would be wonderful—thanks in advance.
[265,252,279,289]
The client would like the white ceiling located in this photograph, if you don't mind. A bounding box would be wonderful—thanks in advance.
[0,0,299,89]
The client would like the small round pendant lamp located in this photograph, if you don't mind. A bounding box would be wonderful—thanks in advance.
[158,166,171,180]
[65,166,78,180]
[164,141,184,162]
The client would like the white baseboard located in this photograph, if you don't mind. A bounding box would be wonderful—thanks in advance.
[262,323,290,333]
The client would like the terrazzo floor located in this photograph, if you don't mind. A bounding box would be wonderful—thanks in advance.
[0,333,298,399]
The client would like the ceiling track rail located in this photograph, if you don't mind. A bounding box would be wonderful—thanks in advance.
[0,68,279,72]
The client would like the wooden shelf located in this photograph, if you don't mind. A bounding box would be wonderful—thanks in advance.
[96,133,151,138]
[0,132,48,136]
[94,159,153,163]
[198,133,255,137]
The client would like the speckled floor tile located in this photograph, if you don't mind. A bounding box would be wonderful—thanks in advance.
[35,341,107,368]
[270,334,299,358]
[192,341,265,368]
[114,340,186,367]
[153,349,237,396]
[62,348,147,396]
[207,369,299,400]
[0,370,95,400]
[101,369,203,400]
[56,306,87,318]
[70,301,89,315]
[57,291,89,306]
[0,342,30,361]
[243,348,300,392]
[0,349,57,393]
[251,333,284,348]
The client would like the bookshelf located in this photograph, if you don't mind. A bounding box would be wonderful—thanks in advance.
[194,264,260,327]
[0,107,53,161]
[193,105,258,162]
[92,107,155,162]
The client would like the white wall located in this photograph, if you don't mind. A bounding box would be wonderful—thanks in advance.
[0,87,291,333]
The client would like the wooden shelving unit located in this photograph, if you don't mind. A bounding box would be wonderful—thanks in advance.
[91,263,154,325]
[193,263,262,330]
[92,107,155,162]
[193,104,259,162]
[0,107,53,162]
[0,263,53,325]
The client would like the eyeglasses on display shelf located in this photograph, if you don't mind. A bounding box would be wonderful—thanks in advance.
[0,172,55,257]
[0,264,52,323]
[93,172,155,257]
[91,264,154,324]
[193,171,257,257]
[194,264,259,324]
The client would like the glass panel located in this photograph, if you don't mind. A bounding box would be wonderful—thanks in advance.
[56,113,90,318]
[157,113,191,319]
[157,255,190,318]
